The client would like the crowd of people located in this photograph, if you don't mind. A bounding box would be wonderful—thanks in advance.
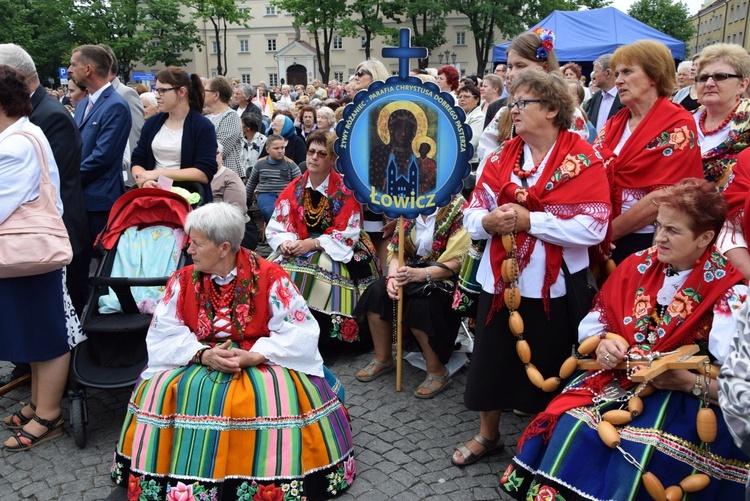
[3,26,750,500]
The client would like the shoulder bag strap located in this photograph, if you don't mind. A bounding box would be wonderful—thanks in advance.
[6,130,51,187]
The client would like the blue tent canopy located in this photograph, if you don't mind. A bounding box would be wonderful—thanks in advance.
[493,7,685,63]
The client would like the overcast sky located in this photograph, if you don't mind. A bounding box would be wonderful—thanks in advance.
[609,0,704,16]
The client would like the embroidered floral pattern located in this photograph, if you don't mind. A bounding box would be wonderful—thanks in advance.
[326,458,354,496]
[526,480,567,501]
[544,153,591,191]
[330,315,359,342]
[389,197,464,262]
[665,290,696,321]
[499,464,523,492]
[236,479,302,501]
[645,126,696,156]
[127,474,162,501]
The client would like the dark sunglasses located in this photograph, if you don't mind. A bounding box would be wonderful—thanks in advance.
[695,72,742,84]
[356,69,372,78]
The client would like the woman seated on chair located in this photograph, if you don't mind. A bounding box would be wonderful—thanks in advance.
[501,179,750,500]
[354,195,470,398]
[111,202,355,500]
[266,131,380,344]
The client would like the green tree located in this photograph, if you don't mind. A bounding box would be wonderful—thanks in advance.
[447,0,526,75]
[273,0,348,83]
[628,0,695,42]
[141,0,203,68]
[188,0,252,76]
[385,0,448,69]
[340,0,398,60]
[0,0,78,84]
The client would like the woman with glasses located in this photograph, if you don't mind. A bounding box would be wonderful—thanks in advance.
[457,85,485,169]
[266,131,379,344]
[205,76,245,180]
[593,40,703,264]
[131,66,217,202]
[453,70,610,467]
[353,59,389,92]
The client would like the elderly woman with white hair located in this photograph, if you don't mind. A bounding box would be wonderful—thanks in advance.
[139,91,158,120]
[316,105,336,132]
[112,202,355,499]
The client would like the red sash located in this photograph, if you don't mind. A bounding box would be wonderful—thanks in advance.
[477,129,610,312]
[519,245,743,449]
[276,169,361,240]
[725,148,750,242]
[170,248,286,350]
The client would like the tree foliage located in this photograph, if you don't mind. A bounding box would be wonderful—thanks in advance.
[339,0,398,60]
[273,0,348,83]
[187,0,252,76]
[385,0,448,69]
[0,0,78,83]
[628,0,695,42]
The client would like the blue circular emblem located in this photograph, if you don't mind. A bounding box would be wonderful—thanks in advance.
[335,76,472,219]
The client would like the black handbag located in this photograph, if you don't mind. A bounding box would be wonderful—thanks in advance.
[403,261,456,298]
[561,259,598,336]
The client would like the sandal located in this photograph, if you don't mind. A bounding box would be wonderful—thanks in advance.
[356,358,395,382]
[4,414,64,452]
[2,402,36,431]
[451,434,505,467]
[414,371,452,399]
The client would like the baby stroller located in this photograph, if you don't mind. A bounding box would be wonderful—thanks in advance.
[67,188,192,448]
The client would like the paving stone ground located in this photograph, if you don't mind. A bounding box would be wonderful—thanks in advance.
[0,347,529,500]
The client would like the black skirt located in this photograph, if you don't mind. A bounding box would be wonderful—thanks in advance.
[464,291,575,414]
[355,276,461,364]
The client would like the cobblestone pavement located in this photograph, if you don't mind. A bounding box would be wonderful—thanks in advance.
[0,349,530,500]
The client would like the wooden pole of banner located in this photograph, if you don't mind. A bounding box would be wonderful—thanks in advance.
[396,216,405,392]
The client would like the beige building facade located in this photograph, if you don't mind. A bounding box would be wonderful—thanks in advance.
[690,0,750,55]
[134,1,503,86]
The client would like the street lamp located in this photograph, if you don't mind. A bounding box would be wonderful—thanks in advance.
[444,50,451,65]
[438,52,444,64]
[451,52,457,65]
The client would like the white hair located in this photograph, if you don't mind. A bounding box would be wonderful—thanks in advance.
[140,92,157,108]
[0,43,38,81]
[677,61,692,73]
[185,202,245,252]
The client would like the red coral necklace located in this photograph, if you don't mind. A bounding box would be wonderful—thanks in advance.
[699,102,739,136]
[512,150,542,179]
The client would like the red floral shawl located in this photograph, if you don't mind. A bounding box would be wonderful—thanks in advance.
[724,148,750,243]
[477,129,610,312]
[595,97,703,219]
[276,168,361,240]
[169,248,287,350]
[519,245,743,450]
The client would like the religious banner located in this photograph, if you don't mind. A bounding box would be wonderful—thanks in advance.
[335,29,472,219]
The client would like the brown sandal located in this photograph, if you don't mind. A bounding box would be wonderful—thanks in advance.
[4,414,63,452]
[356,358,395,382]
[2,402,36,431]
[451,434,505,467]
[414,371,452,399]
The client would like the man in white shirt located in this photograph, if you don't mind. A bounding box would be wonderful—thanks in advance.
[585,54,623,133]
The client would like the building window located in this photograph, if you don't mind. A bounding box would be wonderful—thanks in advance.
[456,32,466,45]
[241,74,251,84]
[269,73,279,86]
[211,41,218,54]
[361,36,367,49]
[239,40,249,53]
[333,37,343,50]
[151,41,160,48]
[238,7,248,15]
[265,4,277,15]
[334,71,344,82]
[267,39,277,51]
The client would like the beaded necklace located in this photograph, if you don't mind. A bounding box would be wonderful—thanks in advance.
[512,149,542,179]
[303,188,329,227]
[699,102,739,136]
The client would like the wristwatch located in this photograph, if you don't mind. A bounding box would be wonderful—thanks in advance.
[692,374,703,396]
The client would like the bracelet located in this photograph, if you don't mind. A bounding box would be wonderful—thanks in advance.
[425,267,431,283]
[314,238,322,251]
[385,276,394,287]
[192,347,209,366]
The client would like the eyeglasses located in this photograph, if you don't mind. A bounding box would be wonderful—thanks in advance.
[307,148,328,158]
[154,86,180,96]
[356,69,372,78]
[509,99,542,111]
[695,72,742,84]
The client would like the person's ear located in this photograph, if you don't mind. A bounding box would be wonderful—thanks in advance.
[698,230,715,249]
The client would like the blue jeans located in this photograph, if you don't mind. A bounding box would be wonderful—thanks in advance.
[257,192,280,223]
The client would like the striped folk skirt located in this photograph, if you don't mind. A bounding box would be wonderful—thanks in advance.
[271,249,378,343]
[112,364,355,500]
[502,384,750,501]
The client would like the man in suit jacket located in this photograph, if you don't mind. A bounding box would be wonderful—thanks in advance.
[584,54,624,133]
[0,43,90,314]
[68,44,131,247]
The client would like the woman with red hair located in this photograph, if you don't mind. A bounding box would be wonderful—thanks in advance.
[437,65,460,104]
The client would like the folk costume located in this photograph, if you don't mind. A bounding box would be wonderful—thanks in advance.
[695,99,750,190]
[720,148,750,257]
[463,129,610,414]
[112,249,355,500]
[355,196,470,364]
[503,247,750,501]
[594,97,703,263]
[267,169,379,343]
